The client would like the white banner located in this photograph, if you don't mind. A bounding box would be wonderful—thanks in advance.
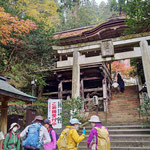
[48,99,62,129]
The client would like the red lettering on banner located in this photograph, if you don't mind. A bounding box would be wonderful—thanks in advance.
[52,118,57,122]
[51,102,57,126]
[52,113,56,117]
[52,109,56,114]
[52,102,56,109]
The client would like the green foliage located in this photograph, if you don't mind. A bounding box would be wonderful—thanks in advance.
[126,0,150,84]
[0,5,55,89]
[0,47,7,73]
[56,0,113,31]
[23,26,56,68]
[8,97,48,121]
[110,0,125,14]
[59,0,76,9]
[0,1,57,98]
[59,0,89,10]
[110,0,119,12]
[61,97,83,125]
[7,0,59,29]
[0,0,8,8]
[130,58,145,84]
[138,96,150,121]
[124,0,150,34]
[6,63,47,91]
[9,101,26,105]
[1,26,56,91]
[8,103,48,124]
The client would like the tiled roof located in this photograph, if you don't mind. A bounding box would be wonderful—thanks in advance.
[0,76,36,102]
[54,17,127,46]
[54,25,95,39]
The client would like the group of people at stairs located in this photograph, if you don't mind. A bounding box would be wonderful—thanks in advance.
[1,115,110,150]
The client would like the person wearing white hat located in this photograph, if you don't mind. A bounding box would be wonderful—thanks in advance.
[20,115,50,150]
[3,122,20,150]
[57,118,86,150]
[87,115,110,150]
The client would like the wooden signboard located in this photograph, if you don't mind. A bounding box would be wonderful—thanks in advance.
[101,40,114,57]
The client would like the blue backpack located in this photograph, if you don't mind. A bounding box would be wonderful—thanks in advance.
[22,123,42,149]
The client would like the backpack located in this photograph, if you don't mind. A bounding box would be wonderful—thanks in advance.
[57,128,71,150]
[22,123,42,149]
[49,129,59,142]
[94,127,110,150]
[2,132,19,149]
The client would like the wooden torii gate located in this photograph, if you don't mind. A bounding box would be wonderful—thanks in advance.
[53,35,150,101]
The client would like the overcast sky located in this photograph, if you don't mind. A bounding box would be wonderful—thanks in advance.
[95,0,108,5]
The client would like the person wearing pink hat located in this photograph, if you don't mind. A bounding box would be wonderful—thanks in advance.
[3,123,20,150]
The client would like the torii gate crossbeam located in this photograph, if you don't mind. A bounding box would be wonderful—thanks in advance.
[53,36,150,99]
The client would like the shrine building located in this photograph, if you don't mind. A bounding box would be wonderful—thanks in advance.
[42,16,150,123]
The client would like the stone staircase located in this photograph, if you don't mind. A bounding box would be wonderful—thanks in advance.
[78,123,150,150]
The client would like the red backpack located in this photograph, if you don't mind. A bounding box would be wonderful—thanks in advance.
[2,132,19,149]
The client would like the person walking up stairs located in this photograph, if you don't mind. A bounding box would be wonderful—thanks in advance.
[79,122,150,150]
[57,118,86,150]
[87,115,110,150]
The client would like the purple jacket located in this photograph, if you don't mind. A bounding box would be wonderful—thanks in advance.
[87,123,110,150]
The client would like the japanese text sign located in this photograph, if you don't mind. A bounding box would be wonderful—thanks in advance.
[48,99,62,129]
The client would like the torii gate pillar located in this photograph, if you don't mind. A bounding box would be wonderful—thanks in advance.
[72,51,80,98]
[140,40,150,97]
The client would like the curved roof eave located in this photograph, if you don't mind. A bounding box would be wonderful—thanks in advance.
[55,17,127,46]
[0,76,36,102]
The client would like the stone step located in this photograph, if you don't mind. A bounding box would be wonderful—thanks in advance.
[78,124,150,150]
[82,125,148,130]
[83,134,150,141]
[79,128,150,135]
[79,146,150,150]
[111,147,150,150]
[107,125,150,129]
[111,141,150,147]
[79,141,150,147]
[110,134,150,141]
[109,129,150,134]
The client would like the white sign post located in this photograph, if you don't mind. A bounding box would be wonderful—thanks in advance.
[48,99,62,129]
